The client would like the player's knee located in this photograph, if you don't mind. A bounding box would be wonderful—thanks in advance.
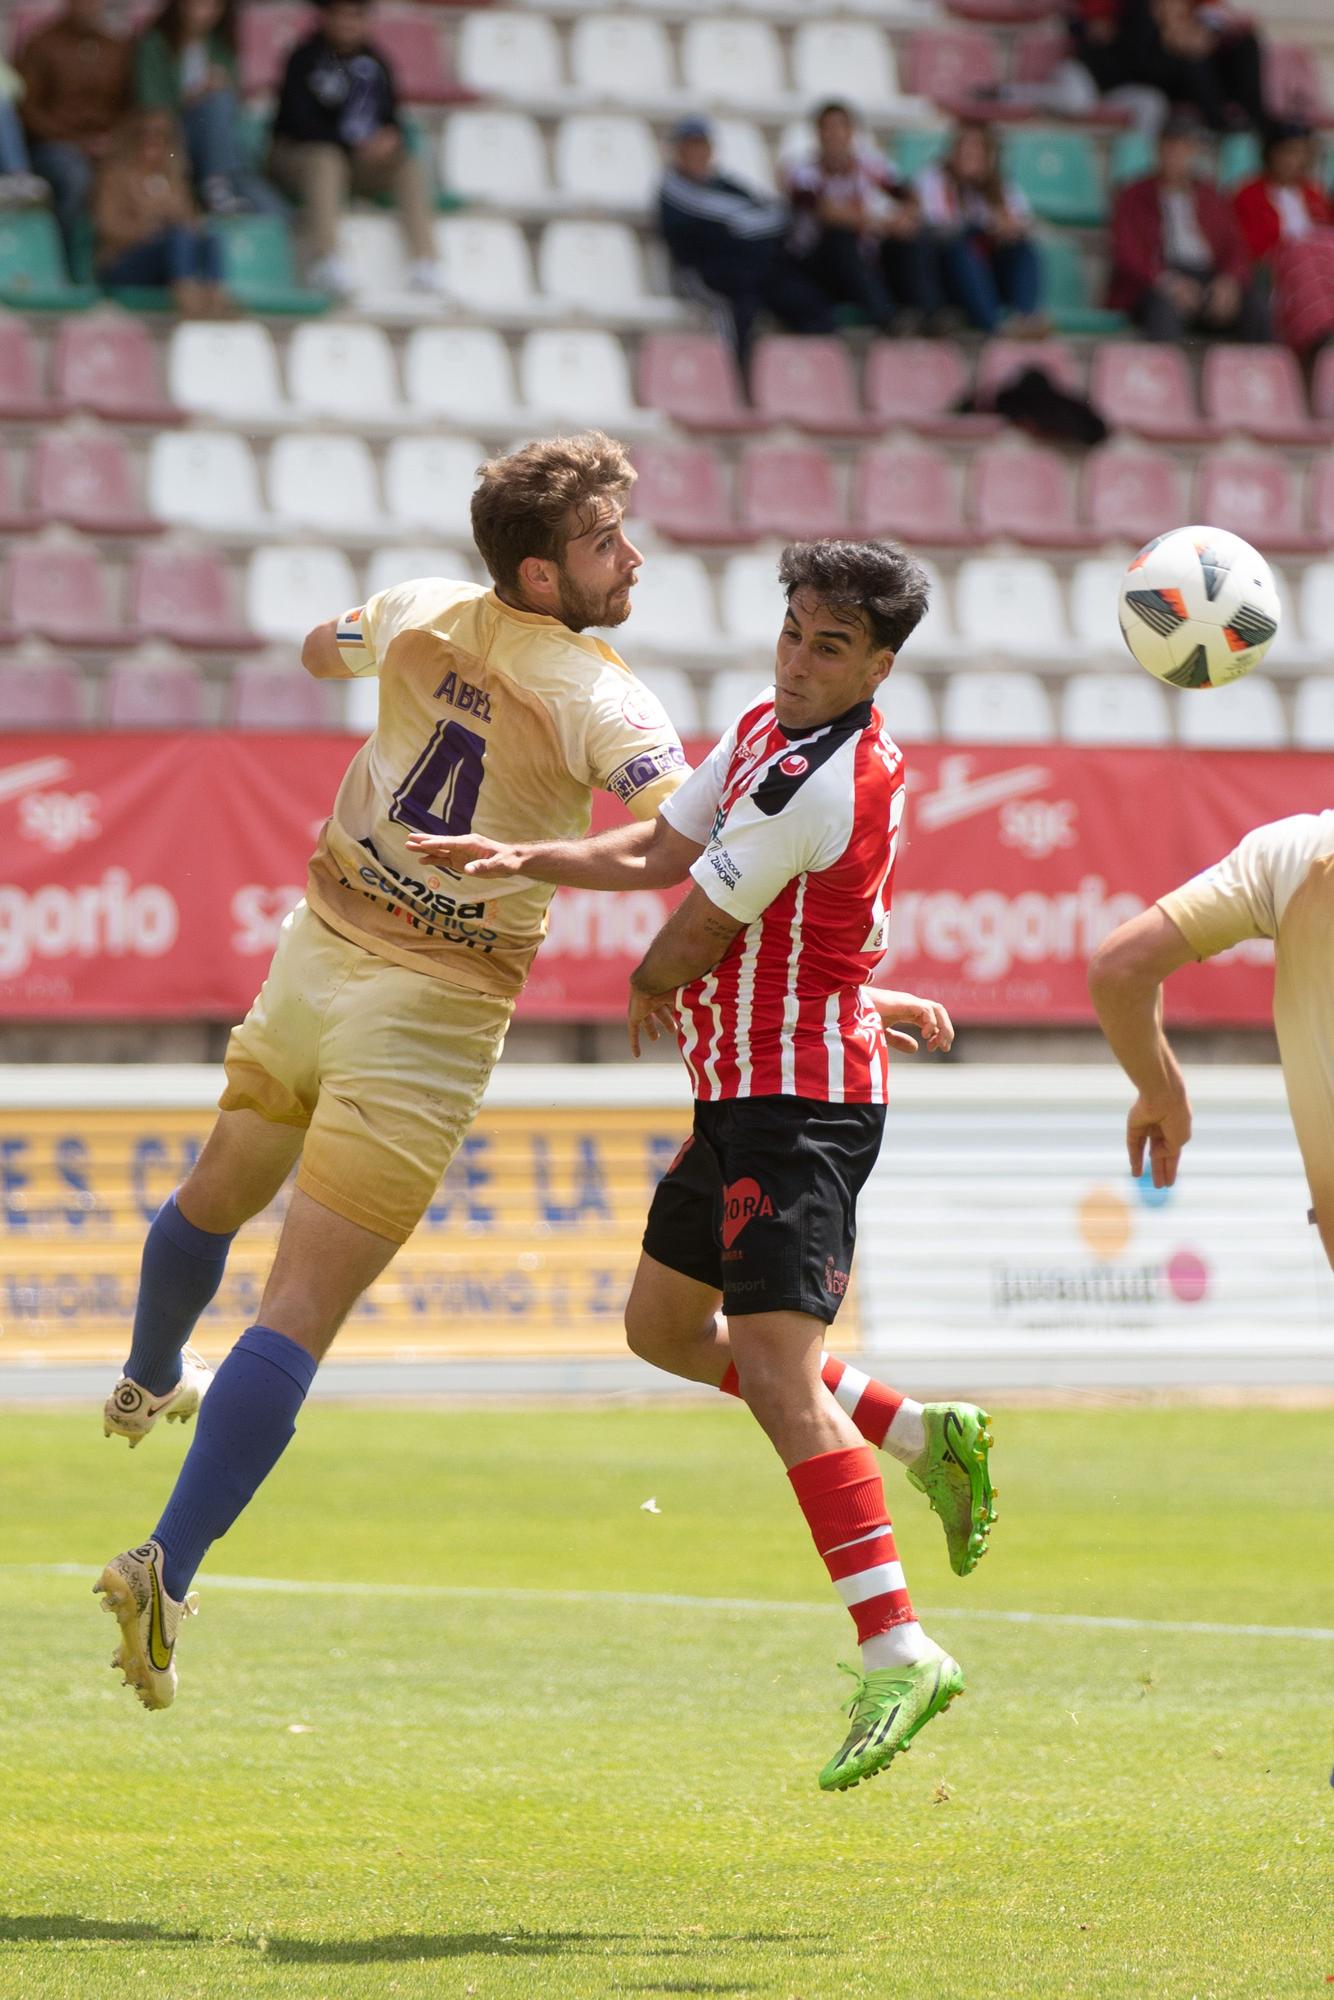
[623,1295,665,1362]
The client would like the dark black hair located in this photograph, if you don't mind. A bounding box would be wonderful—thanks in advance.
[814,100,855,126]
[777,539,930,655]
[150,0,237,55]
[1261,118,1313,167]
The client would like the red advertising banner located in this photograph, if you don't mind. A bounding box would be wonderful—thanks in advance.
[0,734,1325,1024]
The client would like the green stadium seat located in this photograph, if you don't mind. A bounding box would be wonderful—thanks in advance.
[0,212,97,311]
[891,129,949,185]
[216,216,329,316]
[1039,238,1128,334]
[1004,129,1105,227]
[1109,130,1155,185]
[1218,131,1261,187]
[66,218,174,314]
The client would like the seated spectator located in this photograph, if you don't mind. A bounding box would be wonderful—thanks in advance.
[17,0,132,248]
[0,58,52,207]
[135,0,285,216]
[783,100,936,333]
[659,117,834,370]
[916,122,1046,336]
[1234,122,1334,354]
[1148,0,1265,133]
[269,0,443,298]
[1059,0,1169,132]
[1109,112,1266,339]
[94,108,229,315]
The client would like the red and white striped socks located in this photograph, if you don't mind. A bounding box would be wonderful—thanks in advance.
[720,1356,926,1465]
[788,1445,932,1669]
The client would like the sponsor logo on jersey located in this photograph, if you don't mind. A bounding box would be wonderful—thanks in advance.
[779,753,809,777]
[607,743,686,805]
[721,1177,774,1248]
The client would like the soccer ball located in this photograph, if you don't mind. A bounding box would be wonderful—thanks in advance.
[1117,526,1280,688]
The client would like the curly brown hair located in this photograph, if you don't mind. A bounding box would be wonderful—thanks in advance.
[470,432,636,595]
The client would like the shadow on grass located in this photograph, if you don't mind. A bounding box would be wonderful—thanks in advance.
[261,1929,822,1968]
[0,1917,202,1946]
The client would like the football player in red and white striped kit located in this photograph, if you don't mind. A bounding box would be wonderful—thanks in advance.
[408,538,996,1792]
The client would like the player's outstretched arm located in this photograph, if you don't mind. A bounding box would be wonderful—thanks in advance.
[866,988,955,1055]
[1087,906,1197,1188]
[405,814,703,890]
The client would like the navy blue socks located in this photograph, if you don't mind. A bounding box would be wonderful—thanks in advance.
[153,1325,318,1601]
[125,1193,235,1395]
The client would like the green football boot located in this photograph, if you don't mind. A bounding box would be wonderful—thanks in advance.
[819,1649,965,1793]
[906,1403,996,1577]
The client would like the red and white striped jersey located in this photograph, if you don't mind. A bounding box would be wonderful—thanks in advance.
[660,689,906,1103]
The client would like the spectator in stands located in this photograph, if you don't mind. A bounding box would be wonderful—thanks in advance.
[0,57,51,208]
[658,116,835,371]
[1061,0,1169,132]
[17,0,132,249]
[135,0,284,216]
[1234,122,1334,354]
[269,0,443,298]
[783,101,936,333]
[1109,111,1265,339]
[1147,0,1265,133]
[915,122,1047,335]
[93,106,230,316]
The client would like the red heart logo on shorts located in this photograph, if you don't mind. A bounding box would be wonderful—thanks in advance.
[721,1177,774,1249]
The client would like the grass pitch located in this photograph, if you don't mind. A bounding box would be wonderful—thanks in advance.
[0,1399,1329,2000]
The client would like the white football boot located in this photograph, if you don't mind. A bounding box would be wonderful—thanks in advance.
[94,1540,198,1711]
[103,1346,213,1447]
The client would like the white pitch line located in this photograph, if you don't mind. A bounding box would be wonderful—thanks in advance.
[8,1564,1334,1642]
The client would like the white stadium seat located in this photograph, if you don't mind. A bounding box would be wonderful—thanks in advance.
[247,545,359,642]
[520,328,654,431]
[366,547,475,599]
[626,664,702,734]
[680,19,789,114]
[435,216,551,319]
[879,670,936,742]
[333,215,412,308]
[537,221,679,325]
[704,666,772,735]
[1068,558,1128,661]
[456,11,566,102]
[953,557,1072,660]
[719,547,786,651]
[941,670,1057,743]
[1297,564,1334,672]
[568,14,679,111]
[402,330,522,429]
[903,559,955,663]
[147,431,266,535]
[286,323,401,421]
[553,114,660,211]
[623,552,721,657]
[1176,676,1286,749]
[167,322,284,422]
[267,435,382,536]
[440,110,551,210]
[1293,677,1334,749]
[791,21,905,112]
[1060,672,1173,745]
[383,436,487,539]
[711,119,776,192]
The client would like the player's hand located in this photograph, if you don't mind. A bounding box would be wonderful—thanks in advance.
[1126,1088,1192,1188]
[404,833,528,877]
[866,988,954,1055]
[627,987,677,1059]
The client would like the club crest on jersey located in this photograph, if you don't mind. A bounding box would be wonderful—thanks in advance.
[779,753,809,777]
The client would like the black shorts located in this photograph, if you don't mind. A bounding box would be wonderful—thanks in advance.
[641,1094,887,1325]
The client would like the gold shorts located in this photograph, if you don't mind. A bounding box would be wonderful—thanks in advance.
[220,901,513,1243]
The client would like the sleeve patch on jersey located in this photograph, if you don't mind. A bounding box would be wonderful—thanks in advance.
[621,687,670,731]
[607,743,686,804]
[336,608,367,645]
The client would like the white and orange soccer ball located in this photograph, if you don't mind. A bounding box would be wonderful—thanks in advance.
[1117,525,1280,688]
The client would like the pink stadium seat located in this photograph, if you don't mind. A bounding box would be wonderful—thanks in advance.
[1011,21,1070,82]
[864,340,1001,438]
[52,315,181,425]
[105,653,208,729]
[970,444,1098,548]
[1197,452,1321,555]
[231,656,342,730]
[1263,43,1331,124]
[852,444,970,546]
[1312,344,1334,423]
[33,429,161,536]
[637,334,764,434]
[238,3,314,94]
[6,536,127,647]
[750,336,879,438]
[1088,342,1218,442]
[630,443,753,547]
[0,653,85,727]
[370,9,472,104]
[128,545,259,651]
[1084,447,1188,544]
[946,0,1055,22]
[1309,456,1334,542]
[0,446,32,533]
[0,312,64,421]
[739,445,846,540]
[1200,345,1325,445]
[903,29,1002,108]
[974,338,1083,404]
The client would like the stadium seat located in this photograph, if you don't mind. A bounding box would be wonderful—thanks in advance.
[553,114,661,211]
[1088,342,1218,442]
[719,547,786,653]
[1217,131,1261,188]
[436,215,550,319]
[750,336,879,437]
[331,214,417,307]
[286,323,403,421]
[903,29,1002,106]
[889,129,948,184]
[1003,130,1105,226]
[906,560,958,663]
[852,444,969,545]
[168,322,286,424]
[739,444,846,539]
[1197,452,1320,555]
[974,337,1083,403]
[216,215,327,316]
[0,646,86,727]
[791,22,907,115]
[1263,41,1329,122]
[231,651,344,730]
[439,111,551,211]
[456,10,565,103]
[679,19,789,115]
[702,665,770,735]
[970,444,1096,548]
[1069,558,1131,661]
[1060,672,1172,745]
[1310,456,1334,542]
[403,329,522,429]
[953,556,1071,658]
[637,332,764,434]
[1039,240,1127,335]
[129,542,257,651]
[383,436,487,539]
[366,546,475,597]
[6,532,125,647]
[246,546,359,644]
[237,2,309,94]
[624,664,702,735]
[1312,345,1334,424]
[568,13,679,111]
[32,425,159,537]
[1292,676,1334,749]
[0,211,96,310]
[1176,675,1286,749]
[1296,565,1334,673]
[104,645,208,729]
[1084,447,1187,545]
[520,329,653,431]
[0,311,62,420]
[1200,345,1320,446]
[1109,129,1156,185]
[864,339,1001,439]
[878,670,936,743]
[623,553,721,659]
[371,9,469,106]
[711,119,775,193]
[941,669,1056,743]
[147,431,267,535]
[52,311,179,424]
[268,435,383,536]
[630,442,751,545]
[0,445,29,532]
[537,221,679,326]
